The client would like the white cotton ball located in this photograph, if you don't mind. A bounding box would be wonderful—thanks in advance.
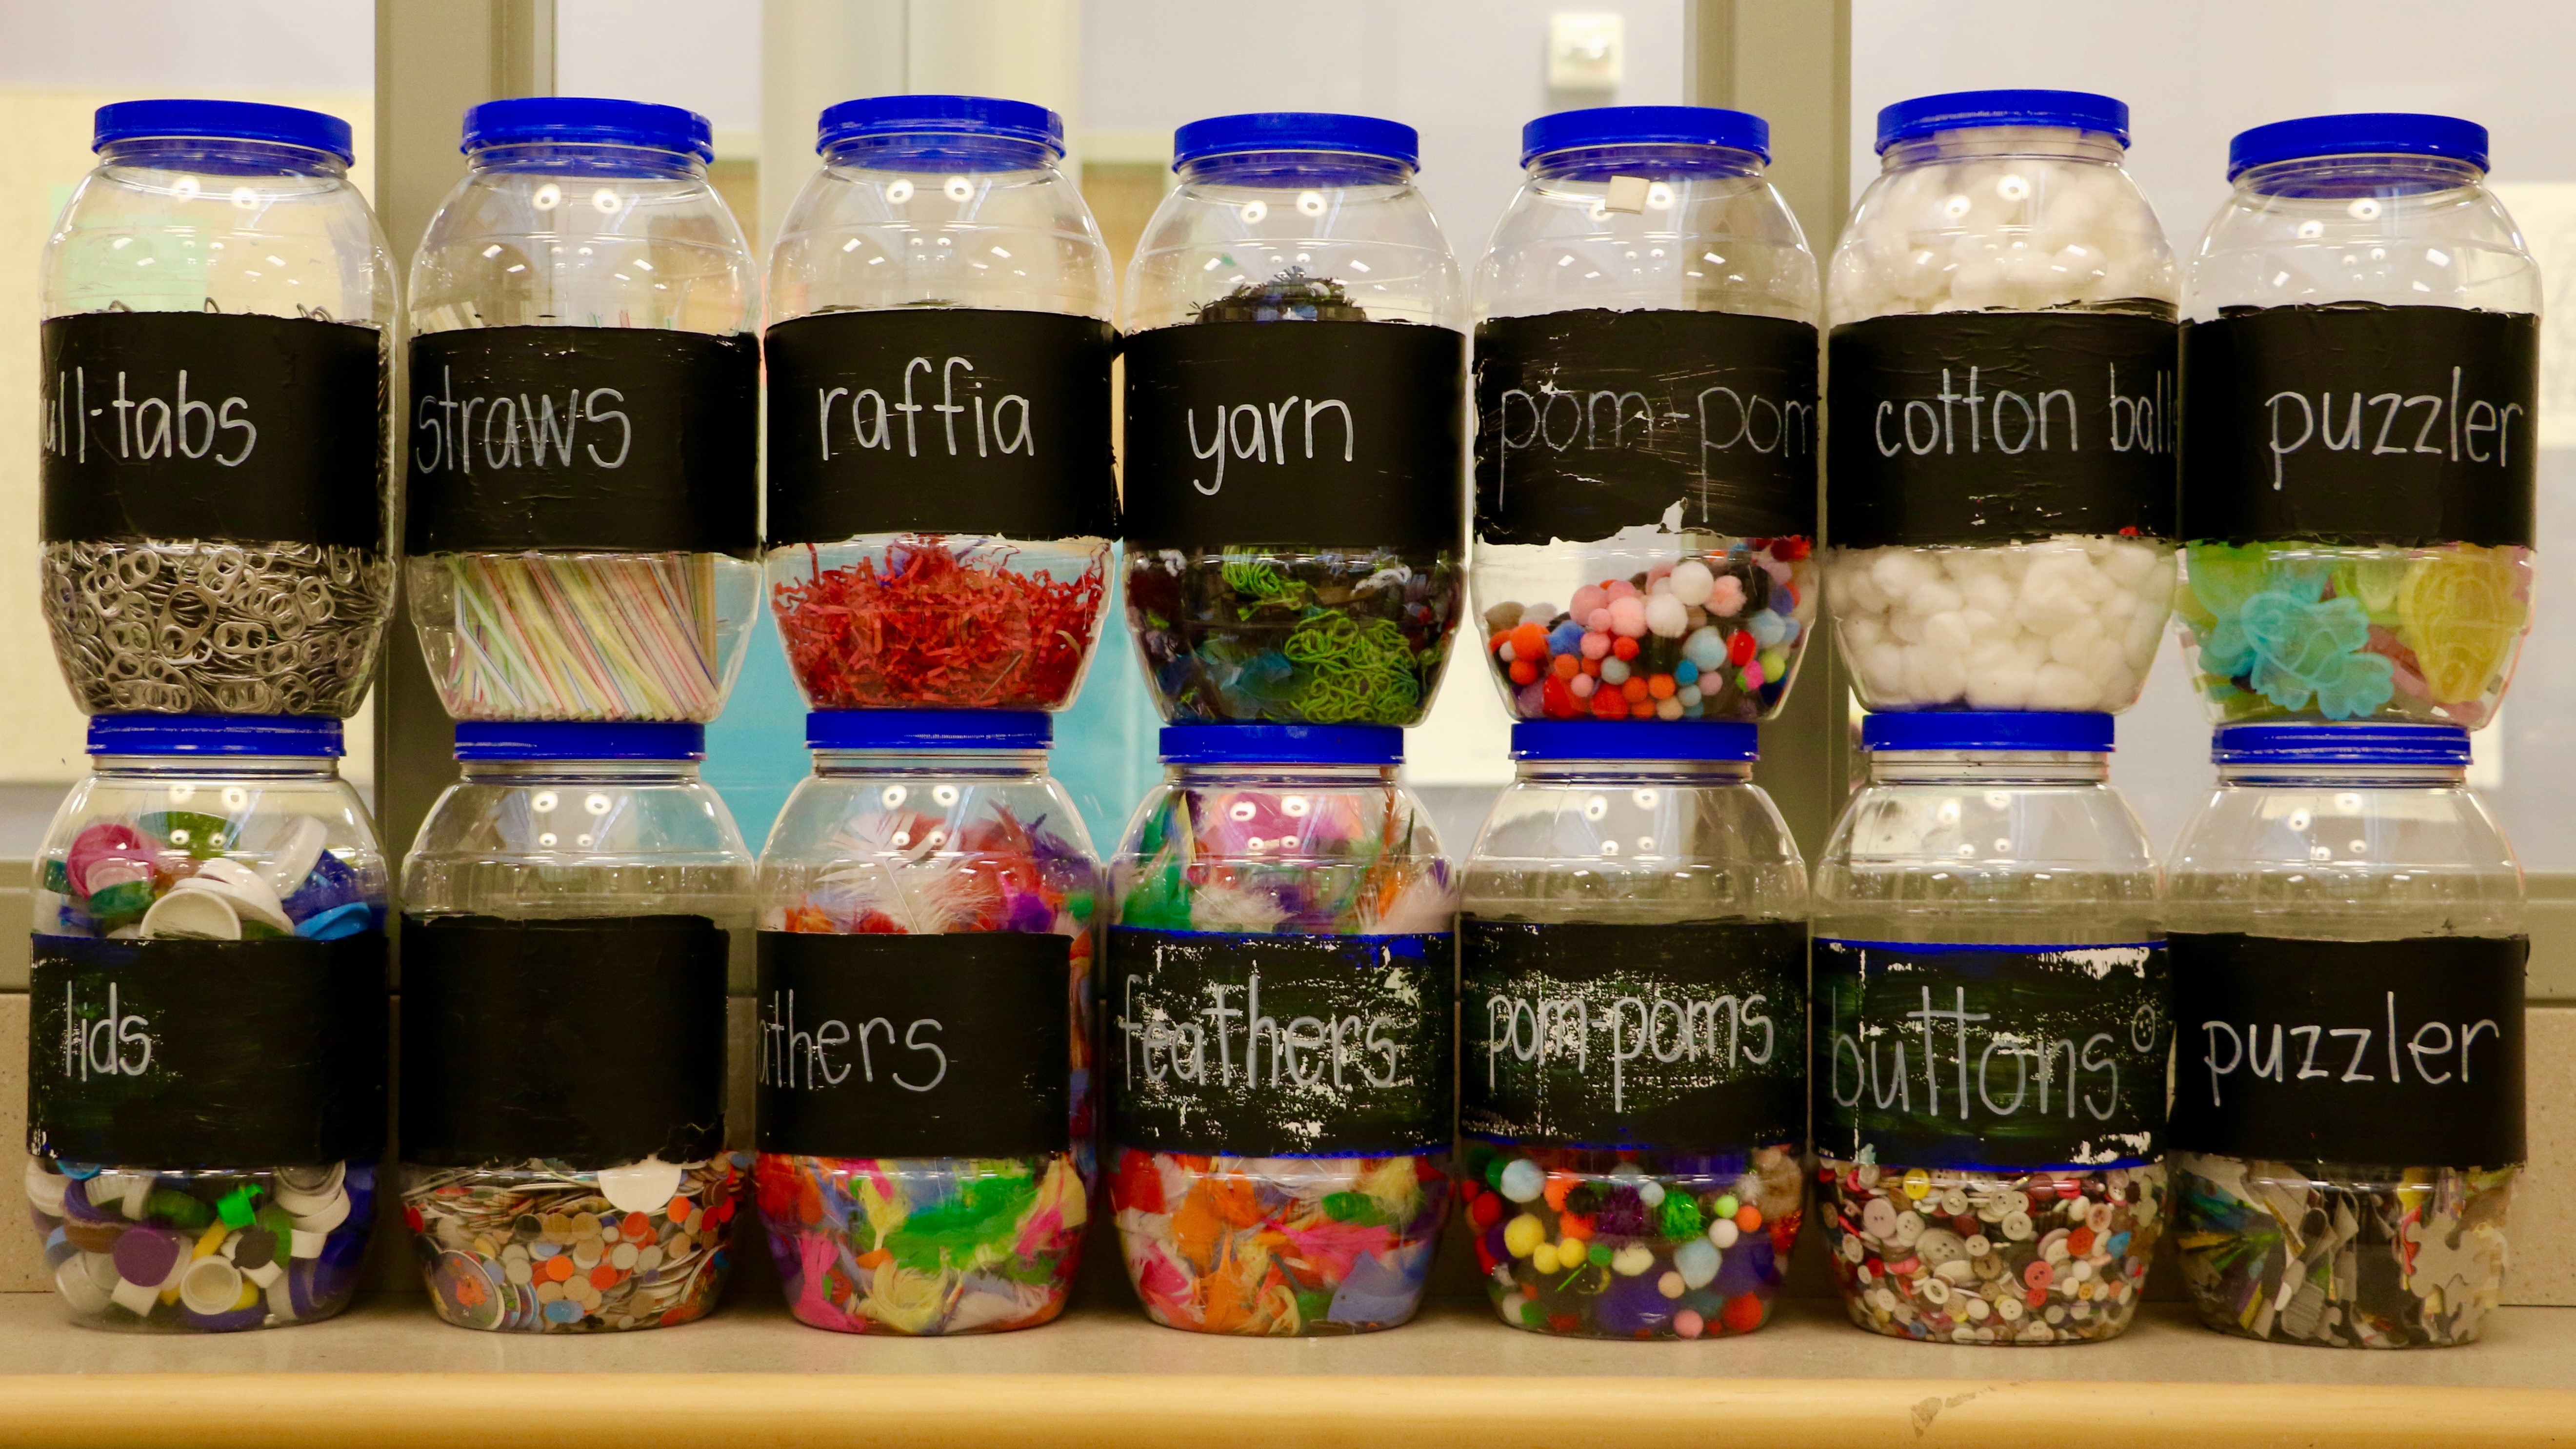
[1903,642,1971,704]
[1906,579,1965,618]
[1843,612,1886,651]
[1961,569,2016,617]
[2122,604,2168,671]
[2083,636,2130,684]
[2048,615,2106,667]
[2101,541,2159,589]
[1965,640,2037,710]
[1645,591,1690,638]
[1890,606,1929,645]
[2030,661,2101,711]
[2016,633,2052,669]
[1924,610,1974,656]
[1951,261,2005,310]
[2014,574,2090,636]
[2097,587,2138,625]
[1871,548,1935,598]
[1858,639,1909,698]
[1960,607,2006,641]
[1669,559,1715,607]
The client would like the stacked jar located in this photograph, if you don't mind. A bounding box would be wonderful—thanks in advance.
[1824,91,2177,714]
[398,722,753,1331]
[1471,106,1820,724]
[2165,724,2523,1348]
[25,100,399,1337]
[26,715,387,1331]
[405,99,761,722]
[40,99,397,718]
[2176,115,2538,725]
[753,711,1099,1334]
[1104,725,1458,1333]
[1121,113,1467,725]
[1457,720,1807,1338]
[763,96,1118,712]
[1811,713,2169,1345]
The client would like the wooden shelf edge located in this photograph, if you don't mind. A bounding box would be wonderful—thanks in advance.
[0,1372,2564,1448]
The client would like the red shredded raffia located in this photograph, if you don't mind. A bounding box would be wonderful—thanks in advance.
[773,535,1107,709]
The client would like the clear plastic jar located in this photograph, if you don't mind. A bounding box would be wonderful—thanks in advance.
[1824,91,2178,714]
[763,96,1116,714]
[1472,107,1819,725]
[26,715,386,1331]
[399,721,754,1331]
[753,710,1098,1334]
[2166,723,2522,1347]
[2177,115,2538,728]
[1812,712,2168,1345]
[1121,114,1466,724]
[40,101,397,717]
[406,99,760,722]
[1458,721,1805,1338]
[1105,725,1457,1333]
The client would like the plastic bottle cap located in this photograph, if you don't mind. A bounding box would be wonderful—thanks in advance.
[461,97,714,161]
[2227,113,2489,179]
[816,94,1064,158]
[1875,89,2130,154]
[1158,723,1403,766]
[1860,711,2115,754]
[1173,112,1418,170]
[1520,105,1770,166]
[806,710,1050,752]
[92,99,354,163]
[86,714,344,758]
[2211,721,2471,766]
[1510,719,1758,762]
[452,720,706,762]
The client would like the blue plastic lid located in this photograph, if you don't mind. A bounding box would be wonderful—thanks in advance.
[1861,711,2114,754]
[462,97,714,161]
[2227,113,2489,179]
[93,99,354,163]
[1522,105,1770,165]
[817,94,1063,158]
[2213,721,2471,766]
[1159,724,1403,766]
[1876,89,2129,153]
[1173,112,1418,170]
[87,714,343,757]
[453,721,706,761]
[808,710,1051,752]
[1512,720,1758,762]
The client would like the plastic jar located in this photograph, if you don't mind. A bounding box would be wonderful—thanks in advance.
[1457,720,1805,1339]
[1812,712,2168,1345]
[1824,91,2178,714]
[398,721,754,1331]
[25,715,387,1331]
[1472,107,1820,725]
[2177,115,2538,728]
[753,710,1098,1335]
[763,96,1117,714]
[40,100,397,718]
[405,99,760,722]
[1104,725,1457,1333]
[1121,114,1466,724]
[2166,723,2522,1347]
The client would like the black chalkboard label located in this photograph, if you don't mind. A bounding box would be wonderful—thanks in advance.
[1460,917,1804,1149]
[41,311,386,549]
[1106,927,1453,1155]
[2167,932,2525,1168]
[1826,311,2177,549]
[1475,309,1817,546]
[2178,304,2536,548]
[29,933,387,1167]
[405,326,758,555]
[399,914,727,1170]
[1121,320,1466,551]
[755,931,1073,1159]
[1812,938,2169,1170]
[764,309,1118,544]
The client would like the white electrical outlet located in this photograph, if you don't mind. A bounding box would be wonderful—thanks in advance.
[1548,12,1624,91]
